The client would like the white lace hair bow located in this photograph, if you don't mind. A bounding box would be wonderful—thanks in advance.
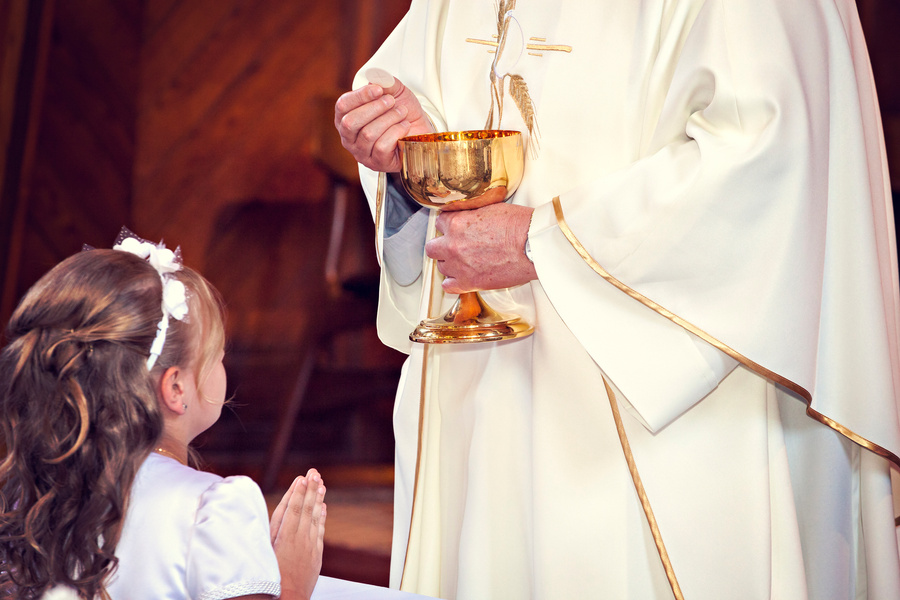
[111,227,188,369]
[39,585,79,600]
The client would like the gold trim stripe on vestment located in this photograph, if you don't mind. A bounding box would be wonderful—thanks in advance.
[603,376,684,600]
[400,251,439,591]
[399,342,430,591]
[375,172,385,244]
[551,196,900,470]
[378,171,418,588]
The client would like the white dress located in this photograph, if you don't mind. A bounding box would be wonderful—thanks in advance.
[105,453,280,599]
[355,0,900,598]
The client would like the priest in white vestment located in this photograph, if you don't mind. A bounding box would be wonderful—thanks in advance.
[334,1,900,598]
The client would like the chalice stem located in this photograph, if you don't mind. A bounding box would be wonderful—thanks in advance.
[446,292,502,324]
[410,289,532,343]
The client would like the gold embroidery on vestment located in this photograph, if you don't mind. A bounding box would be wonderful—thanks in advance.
[375,172,385,241]
[477,0,549,156]
[551,196,900,469]
[603,377,684,600]
[400,254,439,591]
[465,37,573,54]
[526,43,572,53]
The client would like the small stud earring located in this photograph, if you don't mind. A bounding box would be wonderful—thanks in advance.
[182,403,187,411]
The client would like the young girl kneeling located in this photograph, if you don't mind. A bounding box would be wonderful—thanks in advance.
[0,231,325,600]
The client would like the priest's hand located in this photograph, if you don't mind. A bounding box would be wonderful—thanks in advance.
[335,76,434,173]
[426,203,538,293]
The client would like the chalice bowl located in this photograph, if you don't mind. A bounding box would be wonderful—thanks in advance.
[398,129,534,343]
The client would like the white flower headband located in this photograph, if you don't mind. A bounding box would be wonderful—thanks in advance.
[111,227,189,370]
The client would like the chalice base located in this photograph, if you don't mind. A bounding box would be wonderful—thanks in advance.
[410,291,534,344]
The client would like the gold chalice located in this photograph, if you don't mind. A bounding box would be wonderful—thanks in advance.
[398,130,534,343]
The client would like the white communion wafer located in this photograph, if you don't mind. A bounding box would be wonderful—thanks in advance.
[365,67,396,89]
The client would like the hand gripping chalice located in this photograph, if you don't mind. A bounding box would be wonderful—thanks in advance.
[397,130,534,343]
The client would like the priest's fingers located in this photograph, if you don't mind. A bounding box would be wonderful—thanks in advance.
[335,84,401,136]
[361,115,412,173]
[433,260,475,294]
[367,73,431,135]
[428,204,537,293]
[433,209,463,237]
[335,85,409,172]
[336,76,434,173]
[427,234,478,294]
[440,277,464,294]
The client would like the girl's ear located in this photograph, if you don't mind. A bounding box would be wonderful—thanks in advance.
[159,366,187,415]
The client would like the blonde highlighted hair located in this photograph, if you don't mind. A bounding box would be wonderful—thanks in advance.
[0,248,224,598]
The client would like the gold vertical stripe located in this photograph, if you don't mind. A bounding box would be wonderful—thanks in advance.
[551,196,900,468]
[399,343,430,591]
[603,377,684,600]
[400,255,439,590]
[375,172,385,242]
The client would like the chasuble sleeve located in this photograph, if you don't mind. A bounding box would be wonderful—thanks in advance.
[353,1,452,354]
[529,0,900,447]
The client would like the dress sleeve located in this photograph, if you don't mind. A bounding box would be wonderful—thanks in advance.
[186,476,280,600]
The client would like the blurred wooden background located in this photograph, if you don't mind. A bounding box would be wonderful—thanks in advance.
[0,0,412,474]
[1,0,900,587]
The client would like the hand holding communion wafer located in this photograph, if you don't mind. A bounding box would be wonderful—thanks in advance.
[334,68,435,173]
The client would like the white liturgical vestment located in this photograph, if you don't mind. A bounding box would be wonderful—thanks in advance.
[355,1,900,598]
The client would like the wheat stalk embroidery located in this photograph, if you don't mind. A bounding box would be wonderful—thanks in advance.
[485,0,540,157]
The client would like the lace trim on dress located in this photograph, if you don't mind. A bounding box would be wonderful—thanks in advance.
[197,580,280,600]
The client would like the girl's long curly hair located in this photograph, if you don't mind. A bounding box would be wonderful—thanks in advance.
[0,249,225,599]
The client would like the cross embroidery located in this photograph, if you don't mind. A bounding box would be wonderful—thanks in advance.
[465,35,572,56]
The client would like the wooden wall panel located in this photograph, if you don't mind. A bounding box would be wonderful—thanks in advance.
[132,0,410,264]
[0,0,31,197]
[0,0,52,332]
[134,1,362,270]
[10,0,140,304]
